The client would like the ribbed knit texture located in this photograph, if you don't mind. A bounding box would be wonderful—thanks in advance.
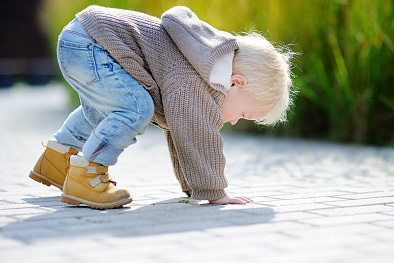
[76,5,238,200]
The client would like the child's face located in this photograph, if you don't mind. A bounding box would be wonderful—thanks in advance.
[221,84,268,125]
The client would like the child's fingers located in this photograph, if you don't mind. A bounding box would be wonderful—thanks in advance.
[242,196,254,203]
[230,196,253,204]
[209,195,253,204]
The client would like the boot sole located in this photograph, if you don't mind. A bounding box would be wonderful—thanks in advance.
[29,170,63,190]
[61,193,133,209]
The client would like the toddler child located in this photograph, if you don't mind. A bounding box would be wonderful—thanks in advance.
[29,5,294,209]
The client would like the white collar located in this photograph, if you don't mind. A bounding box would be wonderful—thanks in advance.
[209,51,234,90]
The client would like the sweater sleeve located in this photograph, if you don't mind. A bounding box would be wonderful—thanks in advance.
[165,130,192,195]
[163,87,228,201]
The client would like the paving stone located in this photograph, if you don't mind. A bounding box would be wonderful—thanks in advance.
[333,190,394,199]
[267,203,338,213]
[369,220,394,229]
[380,210,394,216]
[259,196,348,206]
[320,196,394,207]
[309,204,394,216]
[301,213,393,227]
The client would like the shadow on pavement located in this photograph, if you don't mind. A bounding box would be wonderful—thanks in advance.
[1,196,275,243]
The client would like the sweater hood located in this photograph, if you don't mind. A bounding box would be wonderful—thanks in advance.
[161,6,238,93]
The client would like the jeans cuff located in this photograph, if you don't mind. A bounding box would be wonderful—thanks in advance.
[82,132,124,166]
[54,125,84,152]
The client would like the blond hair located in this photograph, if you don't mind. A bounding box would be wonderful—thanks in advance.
[233,32,295,125]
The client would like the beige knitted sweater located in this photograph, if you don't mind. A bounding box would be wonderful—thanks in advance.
[76,5,239,200]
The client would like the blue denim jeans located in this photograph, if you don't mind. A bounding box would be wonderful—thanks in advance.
[54,18,154,166]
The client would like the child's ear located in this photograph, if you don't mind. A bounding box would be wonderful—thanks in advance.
[231,74,248,89]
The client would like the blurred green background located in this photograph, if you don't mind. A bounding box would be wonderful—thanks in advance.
[15,0,394,146]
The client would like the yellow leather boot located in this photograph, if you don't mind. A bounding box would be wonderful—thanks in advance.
[61,155,132,209]
[29,140,78,190]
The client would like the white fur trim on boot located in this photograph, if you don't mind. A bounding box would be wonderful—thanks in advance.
[69,155,90,167]
[47,140,72,154]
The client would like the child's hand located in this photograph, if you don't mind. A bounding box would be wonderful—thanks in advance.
[209,195,253,205]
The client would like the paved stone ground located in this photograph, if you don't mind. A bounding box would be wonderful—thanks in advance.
[1,84,394,263]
